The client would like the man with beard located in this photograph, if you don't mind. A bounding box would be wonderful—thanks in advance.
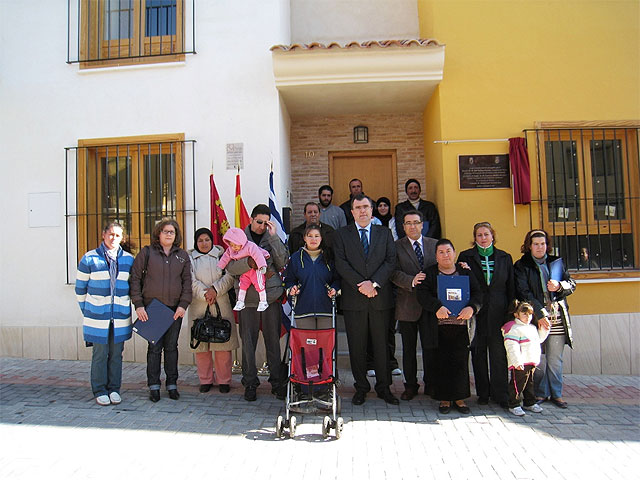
[318,185,347,230]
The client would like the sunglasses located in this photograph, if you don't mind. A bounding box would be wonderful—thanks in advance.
[254,219,267,225]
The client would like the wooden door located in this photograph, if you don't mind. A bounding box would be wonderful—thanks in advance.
[329,150,398,208]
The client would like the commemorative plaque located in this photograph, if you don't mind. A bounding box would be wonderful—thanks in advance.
[458,154,510,189]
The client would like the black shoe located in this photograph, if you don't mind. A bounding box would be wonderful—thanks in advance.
[477,396,489,405]
[168,389,180,400]
[439,402,451,414]
[219,384,230,394]
[400,386,418,401]
[377,390,400,405]
[199,384,213,393]
[551,397,568,409]
[149,390,160,403]
[454,402,471,414]
[273,385,287,401]
[244,386,257,402]
[352,391,366,405]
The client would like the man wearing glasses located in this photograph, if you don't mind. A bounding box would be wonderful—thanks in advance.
[333,194,399,405]
[390,210,438,401]
[223,204,289,402]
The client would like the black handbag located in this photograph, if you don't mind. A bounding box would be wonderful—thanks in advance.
[190,302,231,348]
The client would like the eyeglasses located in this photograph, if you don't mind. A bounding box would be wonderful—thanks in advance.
[161,230,176,235]
[353,205,371,211]
[254,219,267,225]
[404,221,422,226]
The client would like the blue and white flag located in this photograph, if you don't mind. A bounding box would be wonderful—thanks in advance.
[269,170,287,243]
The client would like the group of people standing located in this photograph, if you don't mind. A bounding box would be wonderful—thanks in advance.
[76,178,575,418]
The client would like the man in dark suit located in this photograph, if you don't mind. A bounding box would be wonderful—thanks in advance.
[333,193,399,405]
[391,210,438,401]
[395,178,441,240]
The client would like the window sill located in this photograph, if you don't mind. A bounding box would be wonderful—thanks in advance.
[77,54,186,71]
[572,270,640,283]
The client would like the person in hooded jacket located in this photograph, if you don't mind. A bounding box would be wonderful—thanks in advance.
[188,228,239,394]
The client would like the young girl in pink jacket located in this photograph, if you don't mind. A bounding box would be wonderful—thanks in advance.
[218,228,270,312]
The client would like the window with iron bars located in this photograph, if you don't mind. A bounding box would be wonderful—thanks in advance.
[527,124,639,276]
[65,135,197,283]
[67,0,196,68]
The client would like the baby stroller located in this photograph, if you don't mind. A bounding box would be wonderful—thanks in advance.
[275,296,343,439]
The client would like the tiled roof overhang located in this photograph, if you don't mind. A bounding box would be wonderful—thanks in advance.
[271,39,445,118]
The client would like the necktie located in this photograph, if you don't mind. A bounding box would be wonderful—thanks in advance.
[359,228,369,256]
[414,241,424,269]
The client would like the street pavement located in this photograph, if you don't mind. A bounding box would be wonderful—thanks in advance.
[1,357,638,480]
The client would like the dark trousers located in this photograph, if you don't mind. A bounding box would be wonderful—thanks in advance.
[147,316,182,389]
[471,330,509,403]
[239,301,285,389]
[434,325,470,401]
[398,319,436,395]
[366,312,399,371]
[344,306,391,395]
[508,365,536,408]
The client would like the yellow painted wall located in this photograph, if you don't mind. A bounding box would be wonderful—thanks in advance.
[418,0,640,314]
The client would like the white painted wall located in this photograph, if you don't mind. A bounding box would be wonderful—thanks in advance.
[0,0,292,328]
[290,0,420,44]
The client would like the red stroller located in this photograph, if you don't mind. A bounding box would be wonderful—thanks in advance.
[275,296,343,439]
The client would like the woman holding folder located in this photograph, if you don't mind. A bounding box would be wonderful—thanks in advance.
[514,229,575,408]
[416,239,483,414]
[130,219,192,402]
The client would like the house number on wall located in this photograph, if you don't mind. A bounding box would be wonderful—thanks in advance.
[304,151,315,158]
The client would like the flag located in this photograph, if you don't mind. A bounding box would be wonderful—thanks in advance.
[268,169,291,335]
[234,172,251,229]
[210,174,230,246]
[268,170,287,243]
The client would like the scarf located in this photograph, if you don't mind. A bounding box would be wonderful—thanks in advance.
[374,197,392,227]
[103,243,119,300]
[476,243,494,285]
[533,254,551,302]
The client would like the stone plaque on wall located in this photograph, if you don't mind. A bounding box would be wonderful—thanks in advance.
[226,143,244,169]
[458,154,510,189]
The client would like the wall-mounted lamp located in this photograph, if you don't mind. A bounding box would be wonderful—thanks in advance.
[353,125,368,144]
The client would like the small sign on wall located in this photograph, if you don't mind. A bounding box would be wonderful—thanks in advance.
[28,192,61,227]
[226,143,244,169]
[458,154,511,189]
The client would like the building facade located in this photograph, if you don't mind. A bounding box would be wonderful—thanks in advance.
[1,0,638,374]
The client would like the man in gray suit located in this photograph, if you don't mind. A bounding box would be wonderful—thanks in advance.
[391,210,438,401]
[333,194,399,405]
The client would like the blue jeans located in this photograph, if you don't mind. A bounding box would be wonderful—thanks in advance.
[90,324,124,397]
[147,317,182,390]
[534,334,565,399]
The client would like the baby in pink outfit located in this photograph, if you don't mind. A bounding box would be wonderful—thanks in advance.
[218,228,270,312]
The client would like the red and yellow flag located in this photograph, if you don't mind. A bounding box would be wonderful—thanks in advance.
[210,174,230,246]
[234,173,251,229]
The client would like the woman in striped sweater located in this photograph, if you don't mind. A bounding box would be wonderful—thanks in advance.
[76,222,134,406]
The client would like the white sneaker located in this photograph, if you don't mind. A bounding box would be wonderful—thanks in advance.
[509,406,525,416]
[523,403,543,413]
[109,392,122,405]
[391,368,402,376]
[367,369,375,377]
[257,301,268,312]
[233,300,245,311]
[95,395,110,406]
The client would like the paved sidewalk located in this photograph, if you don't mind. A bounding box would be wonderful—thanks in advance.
[1,357,638,480]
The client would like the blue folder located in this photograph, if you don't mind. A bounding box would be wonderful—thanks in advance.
[437,275,470,317]
[549,258,564,282]
[132,299,175,344]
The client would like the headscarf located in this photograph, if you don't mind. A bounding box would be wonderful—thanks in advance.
[193,227,214,253]
[374,196,393,227]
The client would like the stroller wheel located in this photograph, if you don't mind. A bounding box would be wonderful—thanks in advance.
[322,416,331,439]
[289,415,297,439]
[275,415,284,438]
[335,417,344,439]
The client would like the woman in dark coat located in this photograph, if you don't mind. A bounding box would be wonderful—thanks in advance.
[417,239,483,414]
[514,229,575,408]
[457,222,514,408]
